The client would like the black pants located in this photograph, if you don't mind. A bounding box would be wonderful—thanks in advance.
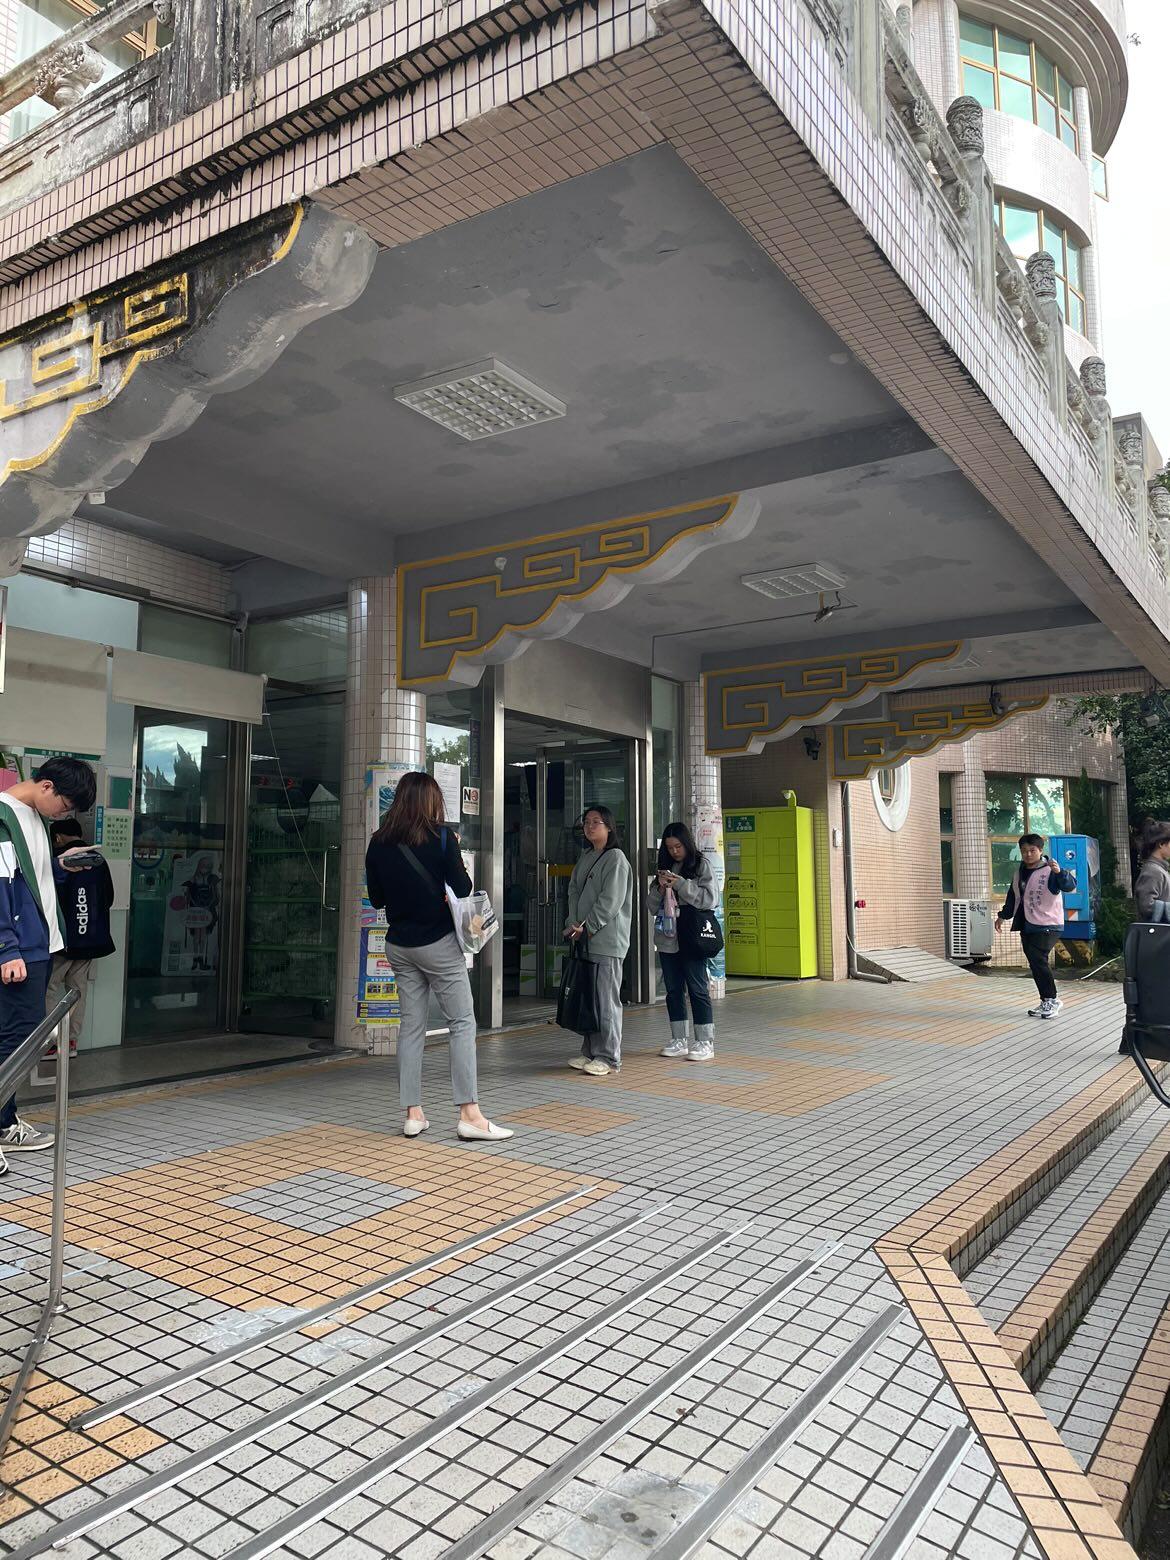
[0,960,50,1128]
[1020,930,1060,1001]
[659,951,713,1026]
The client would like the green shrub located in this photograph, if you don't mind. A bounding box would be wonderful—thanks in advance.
[1095,894,1135,959]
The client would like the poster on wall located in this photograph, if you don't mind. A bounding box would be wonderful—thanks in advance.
[367,762,415,838]
[434,761,461,826]
[161,851,223,976]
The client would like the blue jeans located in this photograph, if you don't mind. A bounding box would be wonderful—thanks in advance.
[659,951,712,1027]
[1,959,50,1127]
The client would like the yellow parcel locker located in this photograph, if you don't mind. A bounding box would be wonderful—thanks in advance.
[722,802,816,977]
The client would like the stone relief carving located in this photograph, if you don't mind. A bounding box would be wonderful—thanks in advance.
[34,41,104,108]
[946,96,984,156]
[1116,427,1144,469]
[1080,357,1107,400]
[1025,252,1057,303]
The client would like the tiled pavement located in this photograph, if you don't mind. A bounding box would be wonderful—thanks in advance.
[0,976,1149,1560]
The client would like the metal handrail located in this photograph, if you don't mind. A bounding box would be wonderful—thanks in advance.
[0,988,78,1467]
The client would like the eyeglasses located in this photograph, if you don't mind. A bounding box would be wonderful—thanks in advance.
[51,791,77,818]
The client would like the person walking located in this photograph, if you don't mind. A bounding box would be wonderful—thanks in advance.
[1134,822,1170,921]
[0,758,97,1175]
[648,822,718,1062]
[365,771,512,1142]
[47,820,117,1057]
[994,832,1076,1020]
[565,804,633,1077]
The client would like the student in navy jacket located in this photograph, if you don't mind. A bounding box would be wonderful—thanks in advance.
[48,821,116,1059]
[0,758,97,1175]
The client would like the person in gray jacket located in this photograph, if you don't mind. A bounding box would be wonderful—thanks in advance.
[1135,822,1170,921]
[647,821,718,1061]
[565,804,633,1076]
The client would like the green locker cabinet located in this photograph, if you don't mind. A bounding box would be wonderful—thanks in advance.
[722,802,817,978]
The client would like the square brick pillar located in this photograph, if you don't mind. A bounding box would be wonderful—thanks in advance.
[336,576,425,1053]
[684,681,726,1000]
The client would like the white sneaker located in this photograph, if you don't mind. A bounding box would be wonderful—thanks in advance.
[686,1040,715,1062]
[659,1037,689,1058]
[1041,998,1063,1020]
[582,1059,613,1076]
[567,1056,589,1071]
[0,1146,7,1178]
[0,1118,54,1153]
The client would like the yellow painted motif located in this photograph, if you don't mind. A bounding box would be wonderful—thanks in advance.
[831,696,1048,779]
[399,495,741,687]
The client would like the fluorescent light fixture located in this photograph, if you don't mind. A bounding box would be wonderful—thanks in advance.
[740,563,846,600]
[394,359,566,440]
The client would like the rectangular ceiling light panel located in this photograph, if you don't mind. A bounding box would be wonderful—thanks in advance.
[394,360,566,440]
[740,563,847,600]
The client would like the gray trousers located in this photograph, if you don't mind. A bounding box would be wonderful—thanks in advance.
[580,955,623,1069]
[388,933,479,1110]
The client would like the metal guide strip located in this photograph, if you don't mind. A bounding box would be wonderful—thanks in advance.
[647,1302,906,1560]
[11,1202,663,1557]
[862,1425,976,1560]
[442,1240,841,1560]
[225,1224,749,1560]
[71,1184,597,1431]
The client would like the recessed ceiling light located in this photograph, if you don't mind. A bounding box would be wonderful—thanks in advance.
[394,359,566,440]
[740,563,847,600]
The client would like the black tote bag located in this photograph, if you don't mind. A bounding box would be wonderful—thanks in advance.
[556,938,599,1035]
[677,904,724,961]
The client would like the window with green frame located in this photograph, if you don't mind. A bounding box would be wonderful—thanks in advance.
[959,16,1079,150]
[998,202,1087,335]
[986,775,1069,894]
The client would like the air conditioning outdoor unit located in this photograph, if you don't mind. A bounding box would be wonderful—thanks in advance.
[945,899,993,962]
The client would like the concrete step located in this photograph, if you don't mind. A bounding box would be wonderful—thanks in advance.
[962,1073,1170,1544]
[857,946,973,983]
[966,1091,1170,1386]
[1037,1182,1170,1544]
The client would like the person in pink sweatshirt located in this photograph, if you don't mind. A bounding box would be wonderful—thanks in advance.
[994,832,1076,1020]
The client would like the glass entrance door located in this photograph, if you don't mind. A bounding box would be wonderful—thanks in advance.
[239,691,343,1040]
[125,710,229,1042]
[502,715,637,1024]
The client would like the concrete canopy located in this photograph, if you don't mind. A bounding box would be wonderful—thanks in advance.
[86,147,1137,691]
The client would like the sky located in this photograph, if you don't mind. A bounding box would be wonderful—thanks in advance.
[1097,0,1169,453]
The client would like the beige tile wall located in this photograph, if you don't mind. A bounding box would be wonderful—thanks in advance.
[724,706,1127,974]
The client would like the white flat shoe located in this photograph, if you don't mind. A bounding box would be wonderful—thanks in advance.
[567,1056,589,1071]
[457,1120,514,1141]
[403,1117,429,1137]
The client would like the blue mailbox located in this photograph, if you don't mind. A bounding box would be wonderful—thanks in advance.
[1048,833,1100,940]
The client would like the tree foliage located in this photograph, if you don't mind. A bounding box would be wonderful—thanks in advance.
[1063,694,1170,833]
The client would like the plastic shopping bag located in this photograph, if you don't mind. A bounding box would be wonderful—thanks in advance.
[654,885,678,939]
[446,887,499,956]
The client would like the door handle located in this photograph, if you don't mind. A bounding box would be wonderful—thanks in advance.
[322,846,340,911]
[537,861,550,907]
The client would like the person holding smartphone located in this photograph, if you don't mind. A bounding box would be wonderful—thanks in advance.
[648,822,719,1061]
[48,820,116,1057]
[994,832,1076,1020]
[0,758,97,1173]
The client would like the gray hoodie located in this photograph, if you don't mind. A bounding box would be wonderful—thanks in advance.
[566,846,633,962]
[1135,857,1170,921]
[647,855,718,954]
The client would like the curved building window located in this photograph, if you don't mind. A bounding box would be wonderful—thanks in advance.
[999,202,1087,335]
[960,16,1079,151]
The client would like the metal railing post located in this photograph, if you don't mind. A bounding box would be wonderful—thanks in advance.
[0,990,78,1466]
[47,1011,70,1316]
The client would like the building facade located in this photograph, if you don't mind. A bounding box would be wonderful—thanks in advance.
[0,0,1162,1065]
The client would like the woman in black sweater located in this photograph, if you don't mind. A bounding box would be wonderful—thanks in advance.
[365,772,512,1141]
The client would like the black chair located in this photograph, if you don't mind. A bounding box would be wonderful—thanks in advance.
[1119,921,1170,1107]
